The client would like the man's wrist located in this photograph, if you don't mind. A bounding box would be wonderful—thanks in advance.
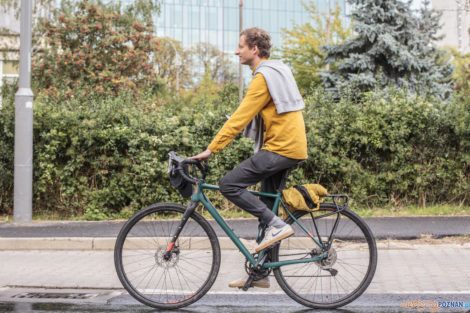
[207,143,218,153]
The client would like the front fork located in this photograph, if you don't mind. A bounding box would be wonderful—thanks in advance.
[163,201,198,260]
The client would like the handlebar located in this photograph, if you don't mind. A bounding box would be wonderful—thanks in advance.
[178,159,205,184]
[168,151,208,184]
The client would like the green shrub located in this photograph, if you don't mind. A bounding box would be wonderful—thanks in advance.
[301,88,469,207]
[0,83,252,218]
[0,83,16,214]
[0,83,468,218]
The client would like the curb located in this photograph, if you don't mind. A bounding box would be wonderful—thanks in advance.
[1,237,469,251]
[0,237,243,251]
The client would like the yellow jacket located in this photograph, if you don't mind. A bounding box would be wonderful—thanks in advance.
[208,61,308,160]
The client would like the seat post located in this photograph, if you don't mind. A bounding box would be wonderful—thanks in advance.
[276,165,297,193]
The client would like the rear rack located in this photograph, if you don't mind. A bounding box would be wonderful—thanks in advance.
[320,194,349,208]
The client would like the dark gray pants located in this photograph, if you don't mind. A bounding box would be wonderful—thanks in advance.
[219,150,300,224]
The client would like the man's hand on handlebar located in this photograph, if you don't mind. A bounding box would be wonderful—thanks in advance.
[190,148,212,161]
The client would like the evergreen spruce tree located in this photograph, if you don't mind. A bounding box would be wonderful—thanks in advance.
[415,0,454,98]
[320,0,454,98]
[279,1,351,94]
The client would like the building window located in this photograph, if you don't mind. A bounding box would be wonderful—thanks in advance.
[153,0,347,83]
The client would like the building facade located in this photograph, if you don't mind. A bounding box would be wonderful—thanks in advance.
[153,0,347,81]
[0,3,52,94]
[0,34,19,85]
[3,0,468,89]
[432,0,470,54]
[155,0,347,53]
[0,0,347,89]
[0,5,20,90]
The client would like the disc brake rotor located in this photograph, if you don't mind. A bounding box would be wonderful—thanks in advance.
[155,246,180,268]
[316,247,337,269]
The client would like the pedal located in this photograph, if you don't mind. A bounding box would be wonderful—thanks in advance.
[263,242,279,252]
[242,276,254,291]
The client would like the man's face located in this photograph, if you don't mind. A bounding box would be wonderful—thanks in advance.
[235,35,258,66]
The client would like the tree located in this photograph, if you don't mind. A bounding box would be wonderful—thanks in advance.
[32,0,162,100]
[414,0,454,97]
[447,47,470,95]
[153,37,194,91]
[320,0,454,98]
[280,1,351,93]
[192,42,235,85]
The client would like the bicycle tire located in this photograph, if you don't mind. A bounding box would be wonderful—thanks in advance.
[114,203,221,309]
[272,203,377,309]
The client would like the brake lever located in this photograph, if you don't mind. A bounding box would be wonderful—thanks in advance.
[189,164,200,180]
[203,160,210,175]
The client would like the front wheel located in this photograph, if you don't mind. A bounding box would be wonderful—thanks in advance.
[272,203,377,309]
[114,203,221,309]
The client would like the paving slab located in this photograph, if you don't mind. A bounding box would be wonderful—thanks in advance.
[0,245,469,294]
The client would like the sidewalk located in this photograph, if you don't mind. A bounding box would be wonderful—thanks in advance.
[0,243,469,294]
[0,216,469,297]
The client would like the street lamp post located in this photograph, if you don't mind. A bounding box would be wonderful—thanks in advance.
[14,0,34,223]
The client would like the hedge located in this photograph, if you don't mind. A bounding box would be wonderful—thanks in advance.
[0,84,468,218]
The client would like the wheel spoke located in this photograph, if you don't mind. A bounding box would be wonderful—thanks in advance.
[115,204,220,308]
[273,204,377,308]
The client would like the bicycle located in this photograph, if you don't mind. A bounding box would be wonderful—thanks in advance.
[114,151,377,309]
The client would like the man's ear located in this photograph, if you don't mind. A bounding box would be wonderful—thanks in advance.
[252,45,259,56]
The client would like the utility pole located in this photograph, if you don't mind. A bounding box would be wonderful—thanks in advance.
[238,0,243,103]
[14,0,34,223]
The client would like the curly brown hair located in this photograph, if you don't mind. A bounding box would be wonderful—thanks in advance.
[240,27,271,58]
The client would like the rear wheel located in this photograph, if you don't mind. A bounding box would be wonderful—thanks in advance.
[272,203,377,309]
[114,203,221,309]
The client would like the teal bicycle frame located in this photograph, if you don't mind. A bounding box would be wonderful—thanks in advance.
[191,181,327,269]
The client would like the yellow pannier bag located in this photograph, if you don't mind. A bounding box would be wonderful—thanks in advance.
[280,184,328,219]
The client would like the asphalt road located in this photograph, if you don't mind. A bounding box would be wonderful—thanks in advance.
[1,216,470,239]
[1,292,470,313]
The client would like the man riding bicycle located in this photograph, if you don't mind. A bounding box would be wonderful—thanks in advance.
[191,27,307,288]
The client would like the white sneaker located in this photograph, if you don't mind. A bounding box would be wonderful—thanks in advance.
[255,224,294,252]
[228,276,270,288]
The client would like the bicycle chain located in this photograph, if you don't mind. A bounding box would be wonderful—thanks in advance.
[244,253,271,280]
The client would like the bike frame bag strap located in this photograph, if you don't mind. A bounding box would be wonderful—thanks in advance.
[281,184,328,218]
[294,185,317,210]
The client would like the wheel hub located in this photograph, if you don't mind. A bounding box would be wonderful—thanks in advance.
[155,246,179,268]
[316,247,337,268]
